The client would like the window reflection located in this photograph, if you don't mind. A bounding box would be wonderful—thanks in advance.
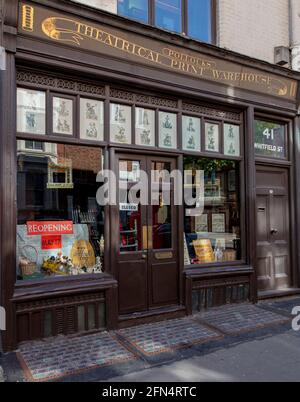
[155,0,182,33]
[151,161,172,249]
[153,202,172,249]
[17,141,104,280]
[119,160,142,253]
[188,0,211,42]
[184,157,241,265]
[118,0,148,23]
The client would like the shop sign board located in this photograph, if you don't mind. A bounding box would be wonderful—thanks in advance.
[19,3,298,101]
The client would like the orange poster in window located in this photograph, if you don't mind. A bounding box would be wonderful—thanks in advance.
[41,235,62,250]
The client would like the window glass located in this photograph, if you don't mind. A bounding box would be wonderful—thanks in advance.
[17,141,105,281]
[17,88,46,135]
[25,140,44,151]
[188,0,211,42]
[118,0,148,23]
[254,120,286,159]
[155,0,182,33]
[184,157,241,265]
[119,160,142,253]
[152,161,172,249]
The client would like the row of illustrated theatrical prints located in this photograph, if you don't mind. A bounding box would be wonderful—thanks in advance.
[17,88,240,156]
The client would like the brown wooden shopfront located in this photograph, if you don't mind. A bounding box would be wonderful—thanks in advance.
[1,0,300,351]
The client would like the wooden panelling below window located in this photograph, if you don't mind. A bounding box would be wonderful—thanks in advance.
[16,293,106,342]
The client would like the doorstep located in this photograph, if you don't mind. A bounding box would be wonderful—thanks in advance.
[258,288,300,300]
[118,305,186,329]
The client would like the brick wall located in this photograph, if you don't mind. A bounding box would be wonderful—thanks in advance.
[217,0,289,64]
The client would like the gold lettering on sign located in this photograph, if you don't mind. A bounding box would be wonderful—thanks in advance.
[17,5,295,99]
[39,16,290,97]
[22,4,34,32]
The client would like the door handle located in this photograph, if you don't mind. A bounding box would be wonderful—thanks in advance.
[141,253,147,260]
[270,228,278,234]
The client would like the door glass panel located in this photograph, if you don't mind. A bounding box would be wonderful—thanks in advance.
[120,206,142,252]
[119,160,141,182]
[119,160,142,253]
[151,161,171,181]
[151,161,172,249]
[153,201,172,249]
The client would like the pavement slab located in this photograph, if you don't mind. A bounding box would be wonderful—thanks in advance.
[195,303,290,335]
[16,332,137,382]
[117,317,222,357]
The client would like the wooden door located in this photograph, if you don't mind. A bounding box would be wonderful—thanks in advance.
[114,153,179,315]
[256,166,291,291]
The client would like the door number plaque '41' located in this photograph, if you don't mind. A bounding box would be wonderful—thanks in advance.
[254,120,286,159]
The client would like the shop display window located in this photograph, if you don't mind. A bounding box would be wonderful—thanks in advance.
[17,141,105,281]
[184,157,241,266]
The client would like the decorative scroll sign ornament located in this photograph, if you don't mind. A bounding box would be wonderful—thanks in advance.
[42,18,84,45]
[20,4,298,100]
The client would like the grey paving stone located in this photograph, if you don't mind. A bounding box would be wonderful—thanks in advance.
[196,303,289,335]
[17,331,136,382]
[118,317,221,356]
